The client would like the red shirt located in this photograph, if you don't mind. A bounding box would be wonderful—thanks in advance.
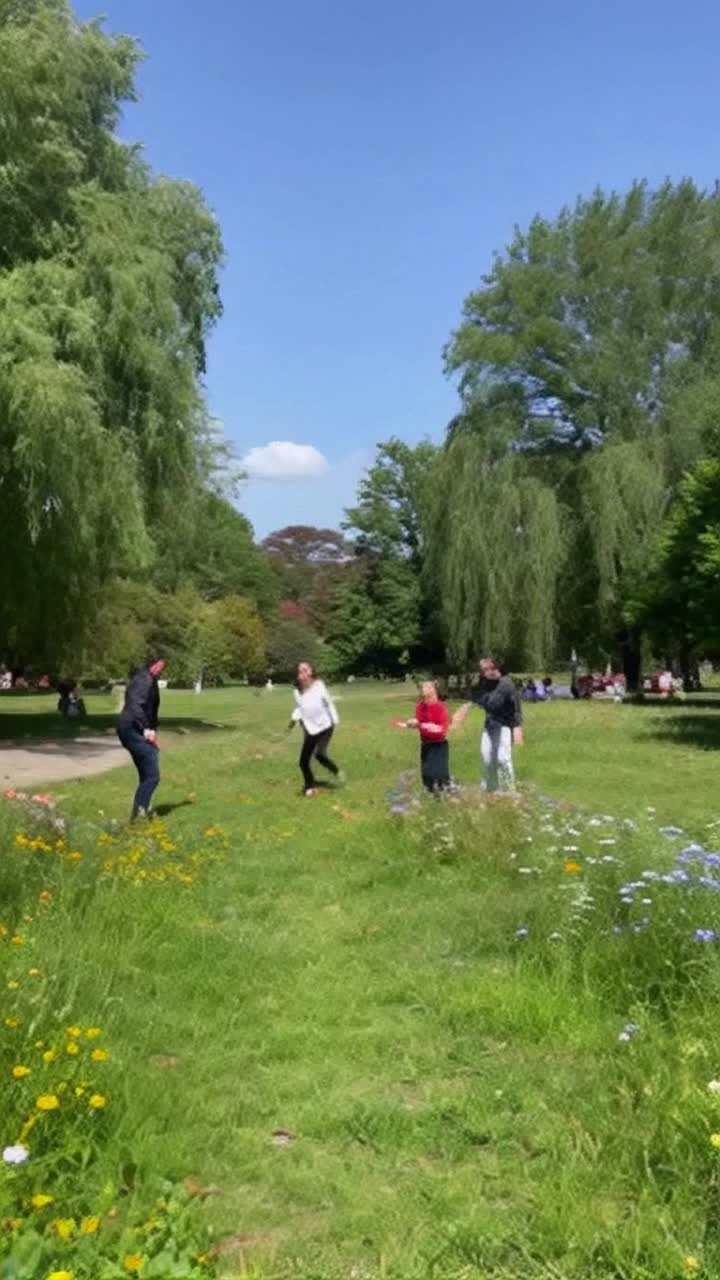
[415,699,450,742]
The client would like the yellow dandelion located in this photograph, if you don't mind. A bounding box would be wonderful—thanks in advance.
[10,936,24,946]
[85,1027,102,1039]
[80,1215,100,1235]
[123,1255,144,1274]
[48,1271,74,1280]
[67,1026,82,1038]
[65,1042,79,1056]
[66,852,82,863]
[564,860,583,873]
[684,1259,701,1276]
[89,1093,106,1109]
[28,968,40,977]
[710,1133,720,1149]
[36,1093,59,1111]
[4,1017,18,1028]
[30,1193,54,1209]
[91,1048,109,1063]
[38,891,51,904]
[7,980,19,990]
[51,1217,76,1240]
[75,1086,85,1097]
[42,1049,57,1064]
[12,1065,30,1079]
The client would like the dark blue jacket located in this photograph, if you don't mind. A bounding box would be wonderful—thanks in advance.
[118,668,160,733]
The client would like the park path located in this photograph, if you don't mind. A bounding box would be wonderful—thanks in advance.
[0,735,126,790]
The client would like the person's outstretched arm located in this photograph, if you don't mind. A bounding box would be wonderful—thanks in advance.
[451,701,472,729]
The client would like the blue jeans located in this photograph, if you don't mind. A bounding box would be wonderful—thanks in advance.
[118,726,160,814]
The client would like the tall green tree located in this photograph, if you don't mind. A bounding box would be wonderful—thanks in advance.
[0,0,224,669]
[338,439,440,671]
[443,180,720,682]
[632,459,720,674]
[154,492,278,617]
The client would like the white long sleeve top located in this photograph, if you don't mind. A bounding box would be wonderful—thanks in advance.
[291,680,339,735]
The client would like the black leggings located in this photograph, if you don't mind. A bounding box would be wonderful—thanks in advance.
[421,739,450,792]
[299,727,338,790]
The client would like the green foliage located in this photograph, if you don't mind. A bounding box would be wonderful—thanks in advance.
[633,459,720,657]
[267,617,324,680]
[440,181,720,674]
[328,559,420,674]
[344,437,438,567]
[261,525,349,634]
[4,689,720,1277]
[74,580,266,684]
[336,440,440,673]
[155,492,278,617]
[430,432,564,668]
[0,0,224,669]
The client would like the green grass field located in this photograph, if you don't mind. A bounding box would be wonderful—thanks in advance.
[3,684,720,1279]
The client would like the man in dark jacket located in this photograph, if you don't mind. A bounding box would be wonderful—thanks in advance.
[117,658,166,820]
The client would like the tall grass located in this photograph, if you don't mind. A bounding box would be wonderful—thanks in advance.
[2,687,720,1277]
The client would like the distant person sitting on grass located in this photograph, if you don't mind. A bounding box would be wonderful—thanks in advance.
[397,680,452,794]
[289,661,342,797]
[117,657,166,821]
[57,681,86,719]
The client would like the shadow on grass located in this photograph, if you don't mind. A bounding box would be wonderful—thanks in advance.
[642,710,720,751]
[153,800,194,818]
[0,713,234,745]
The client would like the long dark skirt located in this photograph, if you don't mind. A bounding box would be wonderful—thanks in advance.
[420,739,450,792]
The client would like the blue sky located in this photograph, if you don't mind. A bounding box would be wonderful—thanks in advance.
[77,0,720,537]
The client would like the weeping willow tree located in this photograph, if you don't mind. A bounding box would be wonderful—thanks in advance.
[442,180,720,685]
[0,0,224,669]
[430,429,565,669]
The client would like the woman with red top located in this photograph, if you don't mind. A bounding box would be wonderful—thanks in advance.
[402,680,451,793]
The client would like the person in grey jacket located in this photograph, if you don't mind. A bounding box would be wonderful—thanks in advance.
[452,656,523,792]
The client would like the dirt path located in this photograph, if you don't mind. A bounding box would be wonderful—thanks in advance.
[0,735,126,789]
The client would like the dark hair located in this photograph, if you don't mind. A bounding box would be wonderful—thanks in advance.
[294,660,317,691]
[480,655,508,676]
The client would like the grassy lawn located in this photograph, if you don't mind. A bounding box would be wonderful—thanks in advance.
[3,684,720,1279]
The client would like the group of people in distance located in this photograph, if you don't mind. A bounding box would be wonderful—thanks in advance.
[115,653,524,822]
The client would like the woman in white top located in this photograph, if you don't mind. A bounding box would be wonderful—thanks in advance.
[290,661,341,795]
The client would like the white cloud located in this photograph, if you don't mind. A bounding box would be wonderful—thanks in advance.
[241,441,330,480]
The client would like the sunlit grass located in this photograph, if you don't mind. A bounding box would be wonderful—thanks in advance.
[2,685,720,1277]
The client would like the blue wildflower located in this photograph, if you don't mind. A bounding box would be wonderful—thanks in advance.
[694,929,717,943]
[619,1022,640,1042]
[678,843,705,862]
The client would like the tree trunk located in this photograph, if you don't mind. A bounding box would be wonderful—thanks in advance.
[618,627,642,693]
[678,642,700,692]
